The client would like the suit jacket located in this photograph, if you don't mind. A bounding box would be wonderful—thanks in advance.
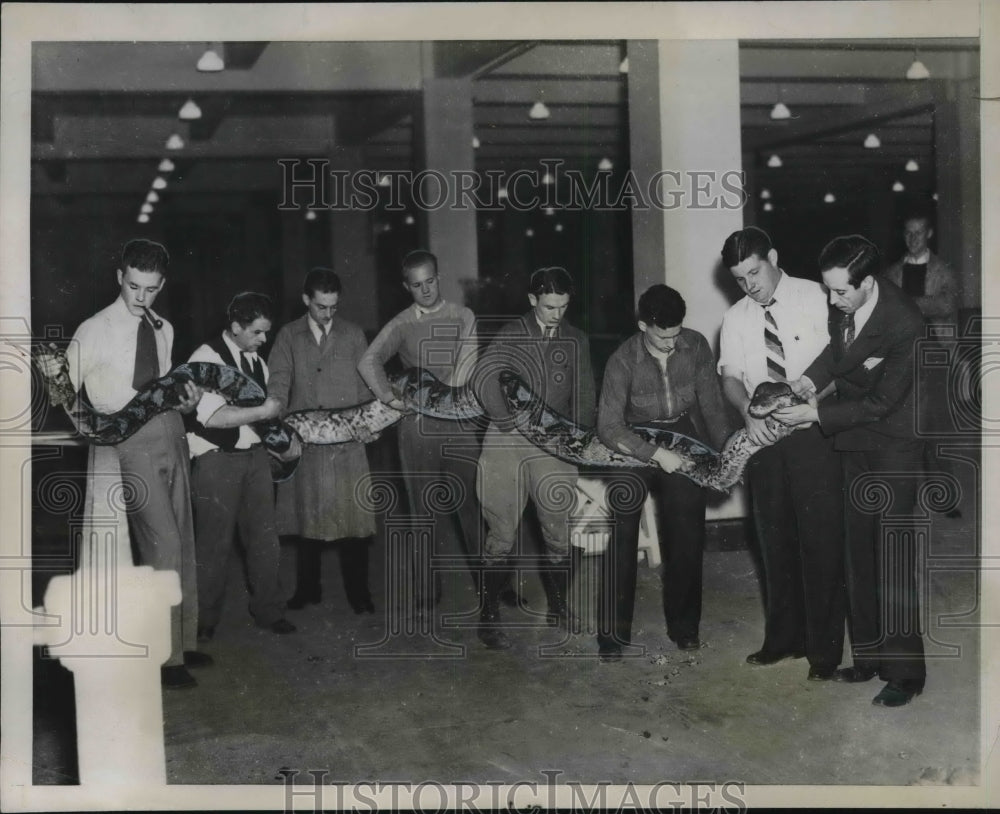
[884,251,958,327]
[803,278,925,451]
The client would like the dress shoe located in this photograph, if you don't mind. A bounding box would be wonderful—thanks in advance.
[745,649,805,666]
[676,637,701,652]
[598,643,623,663]
[266,618,297,634]
[196,625,215,643]
[183,650,214,669]
[807,665,837,681]
[872,681,923,707]
[161,665,197,690]
[832,666,878,683]
[350,598,376,615]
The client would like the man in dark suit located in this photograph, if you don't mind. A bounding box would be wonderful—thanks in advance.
[774,235,927,708]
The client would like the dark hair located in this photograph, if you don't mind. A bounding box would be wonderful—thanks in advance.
[528,266,574,297]
[818,235,881,288]
[401,249,438,277]
[902,207,934,229]
[637,284,686,329]
[121,238,169,276]
[303,267,341,298]
[720,226,772,269]
[227,292,273,328]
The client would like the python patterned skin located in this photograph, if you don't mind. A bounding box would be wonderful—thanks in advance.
[498,372,802,493]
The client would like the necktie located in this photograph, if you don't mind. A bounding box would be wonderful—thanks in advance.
[543,326,556,341]
[842,312,856,351]
[241,352,265,389]
[131,316,159,390]
[240,351,254,377]
[763,299,786,382]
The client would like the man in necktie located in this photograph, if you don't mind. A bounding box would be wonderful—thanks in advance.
[187,292,298,645]
[268,268,377,615]
[595,285,732,662]
[474,267,596,649]
[776,235,928,708]
[66,238,207,689]
[718,226,846,682]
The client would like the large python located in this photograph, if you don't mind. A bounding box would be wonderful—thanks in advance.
[32,345,799,493]
[497,371,803,493]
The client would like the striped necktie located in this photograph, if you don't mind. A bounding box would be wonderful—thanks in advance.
[841,312,856,351]
[763,299,786,382]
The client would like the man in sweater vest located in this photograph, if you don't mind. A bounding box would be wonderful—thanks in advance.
[188,292,297,643]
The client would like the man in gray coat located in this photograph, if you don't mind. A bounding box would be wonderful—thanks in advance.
[268,268,378,614]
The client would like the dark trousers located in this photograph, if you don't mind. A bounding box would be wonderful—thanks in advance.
[191,446,285,628]
[598,424,708,648]
[398,414,482,600]
[843,444,927,685]
[747,424,846,668]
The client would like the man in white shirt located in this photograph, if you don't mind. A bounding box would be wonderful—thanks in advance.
[187,292,297,644]
[68,238,206,690]
[718,227,846,681]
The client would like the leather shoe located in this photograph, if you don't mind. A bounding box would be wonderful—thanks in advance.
[745,649,805,666]
[196,625,215,643]
[676,637,701,652]
[872,681,923,707]
[267,618,297,634]
[350,598,376,615]
[832,666,878,683]
[161,665,197,690]
[807,665,837,681]
[598,643,622,663]
[183,650,214,669]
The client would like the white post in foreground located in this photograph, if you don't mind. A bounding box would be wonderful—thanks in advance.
[39,548,180,785]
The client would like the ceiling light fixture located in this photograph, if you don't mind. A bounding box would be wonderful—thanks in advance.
[933,192,939,201]
[377,174,391,188]
[529,101,550,120]
[471,136,480,149]
[145,191,159,204]
[140,203,153,214]
[158,158,175,173]
[544,207,555,216]
[863,134,881,149]
[892,181,905,192]
[152,177,168,190]
[619,57,629,74]
[770,102,791,120]
[197,46,225,72]
[305,210,317,221]
[763,202,774,212]
[767,154,783,168]
[404,214,415,225]
[166,134,185,150]
[525,228,534,237]
[906,55,930,80]
[597,157,613,171]
[138,213,150,224]
[497,186,508,200]
[542,171,554,185]
[760,188,771,200]
[178,99,202,120]
[905,159,919,172]
[824,192,836,203]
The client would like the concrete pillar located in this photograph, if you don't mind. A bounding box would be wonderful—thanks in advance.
[328,146,380,333]
[419,78,478,307]
[935,70,981,311]
[628,40,746,520]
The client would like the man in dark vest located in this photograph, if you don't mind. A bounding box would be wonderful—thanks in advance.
[187,292,297,643]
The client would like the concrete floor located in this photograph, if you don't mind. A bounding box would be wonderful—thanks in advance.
[32,371,986,794]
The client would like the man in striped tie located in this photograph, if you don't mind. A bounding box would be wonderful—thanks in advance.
[718,227,846,681]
